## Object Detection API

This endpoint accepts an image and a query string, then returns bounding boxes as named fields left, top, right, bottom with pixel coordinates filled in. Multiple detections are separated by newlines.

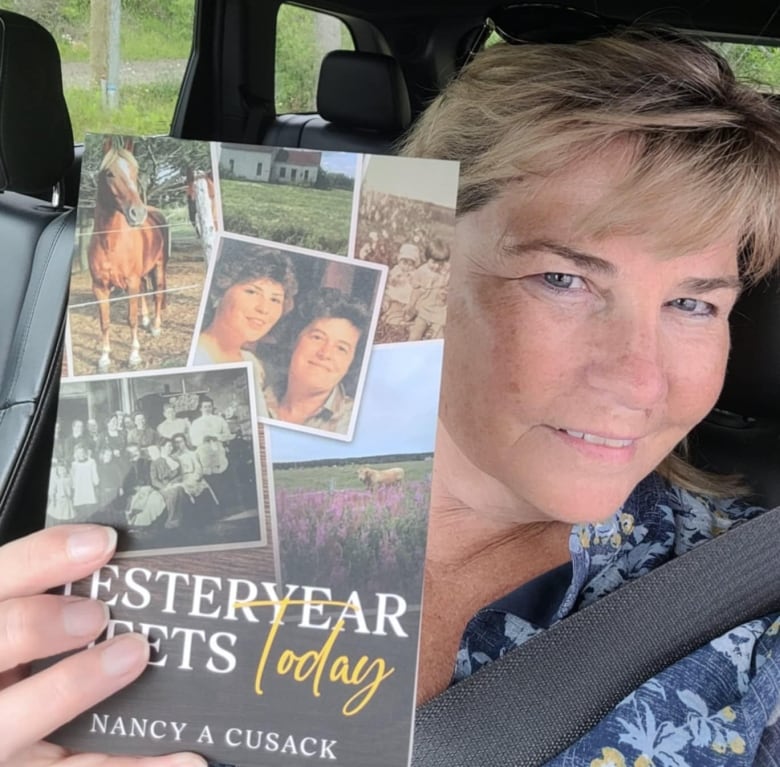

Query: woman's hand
left=0, top=524, right=205, bottom=767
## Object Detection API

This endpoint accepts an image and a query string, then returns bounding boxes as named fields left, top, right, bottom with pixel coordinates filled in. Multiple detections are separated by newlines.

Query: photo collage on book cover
left=50, top=134, right=459, bottom=581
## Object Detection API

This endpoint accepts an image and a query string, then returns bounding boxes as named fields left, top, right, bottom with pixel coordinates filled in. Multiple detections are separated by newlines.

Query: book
left=45, top=133, right=459, bottom=766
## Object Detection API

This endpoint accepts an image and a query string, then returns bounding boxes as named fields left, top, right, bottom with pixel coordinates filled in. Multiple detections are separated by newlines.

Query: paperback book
left=44, top=133, right=459, bottom=766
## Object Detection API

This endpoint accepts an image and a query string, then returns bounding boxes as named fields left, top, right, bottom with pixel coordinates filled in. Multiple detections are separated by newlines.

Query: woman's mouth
left=558, top=429, right=635, bottom=449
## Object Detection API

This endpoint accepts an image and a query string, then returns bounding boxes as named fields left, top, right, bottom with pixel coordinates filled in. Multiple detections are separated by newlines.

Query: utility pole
left=89, top=0, right=121, bottom=109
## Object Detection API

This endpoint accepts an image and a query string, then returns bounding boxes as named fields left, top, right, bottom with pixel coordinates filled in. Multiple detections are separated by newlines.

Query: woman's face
left=214, top=277, right=286, bottom=344
left=441, top=155, right=741, bottom=525
left=288, top=317, right=361, bottom=394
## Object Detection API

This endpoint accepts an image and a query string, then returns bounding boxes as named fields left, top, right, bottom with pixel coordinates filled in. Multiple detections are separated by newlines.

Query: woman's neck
left=277, top=382, right=331, bottom=424
left=417, top=421, right=572, bottom=705
left=200, top=325, right=244, bottom=361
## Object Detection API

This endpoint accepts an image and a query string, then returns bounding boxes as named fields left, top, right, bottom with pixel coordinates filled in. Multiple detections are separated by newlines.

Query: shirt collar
left=265, top=384, right=349, bottom=423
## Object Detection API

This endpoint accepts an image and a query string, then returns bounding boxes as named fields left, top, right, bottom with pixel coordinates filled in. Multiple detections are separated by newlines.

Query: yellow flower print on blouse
left=719, top=705, right=737, bottom=722
left=590, top=747, right=627, bottom=767
left=729, top=734, right=746, bottom=754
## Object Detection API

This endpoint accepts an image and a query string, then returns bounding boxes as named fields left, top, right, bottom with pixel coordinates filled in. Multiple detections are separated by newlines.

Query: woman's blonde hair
left=400, top=29, right=780, bottom=284
left=400, top=29, right=780, bottom=495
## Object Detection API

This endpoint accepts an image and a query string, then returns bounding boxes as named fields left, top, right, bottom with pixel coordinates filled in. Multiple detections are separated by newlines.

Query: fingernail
left=67, top=527, right=117, bottom=562
left=62, top=599, right=109, bottom=637
left=100, top=634, right=149, bottom=677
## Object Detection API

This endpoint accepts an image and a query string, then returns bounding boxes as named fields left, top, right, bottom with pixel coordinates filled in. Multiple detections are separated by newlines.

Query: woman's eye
left=542, top=272, right=585, bottom=290
left=669, top=297, right=716, bottom=316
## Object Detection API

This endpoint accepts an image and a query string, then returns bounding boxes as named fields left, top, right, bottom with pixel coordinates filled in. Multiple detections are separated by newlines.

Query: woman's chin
left=510, top=477, right=643, bottom=526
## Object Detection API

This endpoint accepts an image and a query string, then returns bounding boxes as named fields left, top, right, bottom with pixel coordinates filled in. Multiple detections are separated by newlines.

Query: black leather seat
left=0, top=11, right=77, bottom=543
left=688, top=275, right=780, bottom=507
left=264, top=50, right=412, bottom=154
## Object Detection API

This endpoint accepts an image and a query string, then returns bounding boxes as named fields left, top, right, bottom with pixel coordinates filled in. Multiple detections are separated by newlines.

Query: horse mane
left=99, top=145, right=139, bottom=173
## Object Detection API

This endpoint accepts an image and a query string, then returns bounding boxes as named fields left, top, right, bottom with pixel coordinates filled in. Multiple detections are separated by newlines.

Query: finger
left=0, top=595, right=109, bottom=672
left=9, top=740, right=206, bottom=767
left=0, top=634, right=150, bottom=763
left=0, top=525, right=117, bottom=601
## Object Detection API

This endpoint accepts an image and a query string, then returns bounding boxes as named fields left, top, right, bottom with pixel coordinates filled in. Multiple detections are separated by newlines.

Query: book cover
left=45, top=134, right=459, bottom=766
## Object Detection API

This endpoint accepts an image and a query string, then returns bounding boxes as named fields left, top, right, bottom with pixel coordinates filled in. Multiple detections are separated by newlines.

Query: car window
left=11, top=1, right=194, bottom=140
left=276, top=3, right=354, bottom=113
left=484, top=30, right=780, bottom=90
left=708, top=42, right=780, bottom=89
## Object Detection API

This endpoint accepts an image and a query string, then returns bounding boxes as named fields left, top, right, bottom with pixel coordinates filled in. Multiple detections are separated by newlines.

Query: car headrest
left=0, top=10, right=74, bottom=195
left=718, top=274, right=780, bottom=419
left=317, top=50, right=412, bottom=133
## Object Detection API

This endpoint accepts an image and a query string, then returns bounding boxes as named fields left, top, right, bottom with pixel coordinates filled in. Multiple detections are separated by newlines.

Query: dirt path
left=61, top=59, right=187, bottom=89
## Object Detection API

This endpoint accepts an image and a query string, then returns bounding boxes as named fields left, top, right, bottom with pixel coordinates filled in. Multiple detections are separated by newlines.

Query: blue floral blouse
left=455, top=472, right=780, bottom=766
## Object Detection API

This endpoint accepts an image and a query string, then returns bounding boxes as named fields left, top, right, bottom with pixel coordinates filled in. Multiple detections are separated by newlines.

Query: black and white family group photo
left=47, top=366, right=266, bottom=554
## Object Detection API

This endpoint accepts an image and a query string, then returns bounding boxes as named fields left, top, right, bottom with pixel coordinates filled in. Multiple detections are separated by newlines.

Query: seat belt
left=413, top=505, right=780, bottom=767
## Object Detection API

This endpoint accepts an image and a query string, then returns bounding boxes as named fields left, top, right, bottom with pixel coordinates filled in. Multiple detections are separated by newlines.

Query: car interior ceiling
left=2, top=0, right=780, bottom=548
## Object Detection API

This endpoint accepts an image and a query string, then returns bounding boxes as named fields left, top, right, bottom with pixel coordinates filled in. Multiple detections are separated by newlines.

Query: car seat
left=0, top=10, right=77, bottom=543
left=264, top=50, right=412, bottom=154
left=688, top=274, right=780, bottom=507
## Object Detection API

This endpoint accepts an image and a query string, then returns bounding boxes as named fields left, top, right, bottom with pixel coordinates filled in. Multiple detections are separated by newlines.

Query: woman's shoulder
left=193, top=333, right=234, bottom=365
left=240, top=348, right=266, bottom=378
left=572, top=474, right=769, bottom=608
left=641, top=474, right=767, bottom=553
left=547, top=610, right=780, bottom=766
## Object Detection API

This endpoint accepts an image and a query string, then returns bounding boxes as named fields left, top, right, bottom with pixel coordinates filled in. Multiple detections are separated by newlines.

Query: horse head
left=97, top=144, right=148, bottom=226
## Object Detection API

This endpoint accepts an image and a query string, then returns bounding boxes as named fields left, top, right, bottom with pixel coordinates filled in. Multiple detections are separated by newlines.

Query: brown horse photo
left=88, top=137, right=169, bottom=372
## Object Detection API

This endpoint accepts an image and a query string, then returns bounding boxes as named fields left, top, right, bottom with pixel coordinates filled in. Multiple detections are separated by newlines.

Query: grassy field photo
left=220, top=178, right=354, bottom=255
left=274, top=457, right=432, bottom=597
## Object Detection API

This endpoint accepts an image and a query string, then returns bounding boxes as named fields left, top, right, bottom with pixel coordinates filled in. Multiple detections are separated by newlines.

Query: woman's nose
left=255, top=295, right=269, bottom=314
left=586, top=318, right=667, bottom=411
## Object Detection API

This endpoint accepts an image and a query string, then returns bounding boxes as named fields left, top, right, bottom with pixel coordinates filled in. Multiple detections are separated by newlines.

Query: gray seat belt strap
left=413, top=505, right=780, bottom=767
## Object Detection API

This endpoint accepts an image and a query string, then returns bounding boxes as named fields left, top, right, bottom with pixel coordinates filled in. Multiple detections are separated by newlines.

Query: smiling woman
left=193, top=238, right=298, bottom=418
left=400, top=27, right=780, bottom=764
left=6, top=17, right=780, bottom=767
left=440, top=153, right=743, bottom=526
left=264, top=288, right=371, bottom=435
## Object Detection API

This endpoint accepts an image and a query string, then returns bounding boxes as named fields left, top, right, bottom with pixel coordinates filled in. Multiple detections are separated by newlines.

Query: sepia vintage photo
left=354, top=154, right=458, bottom=344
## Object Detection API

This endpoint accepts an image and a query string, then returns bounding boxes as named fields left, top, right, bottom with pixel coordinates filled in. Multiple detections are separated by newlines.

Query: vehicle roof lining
left=289, top=0, right=780, bottom=43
